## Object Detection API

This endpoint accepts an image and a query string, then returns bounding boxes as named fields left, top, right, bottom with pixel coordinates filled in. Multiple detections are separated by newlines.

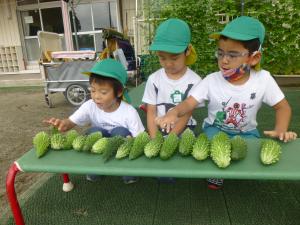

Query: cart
left=38, top=30, right=140, bottom=107
left=38, top=31, right=96, bottom=107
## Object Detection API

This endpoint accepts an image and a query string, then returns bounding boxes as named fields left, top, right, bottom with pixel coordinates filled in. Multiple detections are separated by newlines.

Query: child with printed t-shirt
left=44, top=58, right=145, bottom=184
left=142, top=18, right=203, bottom=183
left=155, top=16, right=297, bottom=189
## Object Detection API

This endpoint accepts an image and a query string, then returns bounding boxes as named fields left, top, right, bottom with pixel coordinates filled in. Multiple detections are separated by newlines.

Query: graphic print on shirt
left=213, top=97, right=253, bottom=133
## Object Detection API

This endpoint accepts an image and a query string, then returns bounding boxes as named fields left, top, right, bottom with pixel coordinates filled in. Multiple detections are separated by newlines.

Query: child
left=155, top=16, right=297, bottom=189
left=44, top=58, right=145, bottom=184
left=142, top=18, right=203, bottom=183
left=142, top=18, right=202, bottom=138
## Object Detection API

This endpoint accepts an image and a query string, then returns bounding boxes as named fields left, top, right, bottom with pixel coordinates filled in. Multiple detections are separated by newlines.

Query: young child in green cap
left=142, top=18, right=202, bottom=138
left=155, top=16, right=297, bottom=189
left=142, top=18, right=203, bottom=183
left=44, top=58, right=145, bottom=184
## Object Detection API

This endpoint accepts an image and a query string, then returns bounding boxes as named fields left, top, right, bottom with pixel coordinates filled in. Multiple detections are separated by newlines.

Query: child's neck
left=228, top=73, right=250, bottom=85
left=103, top=100, right=121, bottom=113
left=165, top=66, right=187, bottom=80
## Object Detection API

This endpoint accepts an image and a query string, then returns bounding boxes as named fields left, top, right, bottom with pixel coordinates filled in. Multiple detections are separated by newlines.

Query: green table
left=6, top=139, right=300, bottom=225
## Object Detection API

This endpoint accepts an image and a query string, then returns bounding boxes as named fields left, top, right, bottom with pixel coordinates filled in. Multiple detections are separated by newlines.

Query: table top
left=16, top=139, right=300, bottom=180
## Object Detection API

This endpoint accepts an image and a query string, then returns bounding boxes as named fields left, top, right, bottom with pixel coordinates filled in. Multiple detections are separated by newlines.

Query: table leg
left=6, top=163, right=25, bottom=225
left=62, top=173, right=74, bottom=192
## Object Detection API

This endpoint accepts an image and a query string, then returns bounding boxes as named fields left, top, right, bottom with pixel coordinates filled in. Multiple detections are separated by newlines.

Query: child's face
left=90, top=80, right=121, bottom=112
left=156, top=51, right=188, bottom=78
left=217, top=38, right=252, bottom=71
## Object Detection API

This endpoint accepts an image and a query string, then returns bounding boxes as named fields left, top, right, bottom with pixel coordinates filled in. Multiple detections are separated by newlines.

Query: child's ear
left=249, top=51, right=262, bottom=66
left=117, top=90, right=123, bottom=98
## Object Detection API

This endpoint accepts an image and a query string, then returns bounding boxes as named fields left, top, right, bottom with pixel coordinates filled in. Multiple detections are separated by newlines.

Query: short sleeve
left=262, top=74, right=285, bottom=106
left=189, top=77, right=209, bottom=104
left=142, top=76, right=157, bottom=105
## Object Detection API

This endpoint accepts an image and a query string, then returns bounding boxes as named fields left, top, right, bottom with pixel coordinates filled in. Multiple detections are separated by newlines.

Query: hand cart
left=38, top=31, right=96, bottom=107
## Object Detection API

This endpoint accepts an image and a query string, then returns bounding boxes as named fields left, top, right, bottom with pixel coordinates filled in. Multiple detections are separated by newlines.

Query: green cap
left=83, top=59, right=131, bottom=103
left=150, top=18, right=191, bottom=53
left=210, top=16, right=265, bottom=45
left=83, top=58, right=127, bottom=87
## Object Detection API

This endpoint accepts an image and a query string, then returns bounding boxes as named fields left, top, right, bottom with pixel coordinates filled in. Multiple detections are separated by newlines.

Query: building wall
left=0, top=0, right=21, bottom=46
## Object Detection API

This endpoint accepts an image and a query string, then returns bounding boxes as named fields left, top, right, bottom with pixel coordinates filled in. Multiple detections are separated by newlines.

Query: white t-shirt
left=190, top=69, right=284, bottom=133
left=142, top=68, right=203, bottom=126
left=69, top=100, right=145, bottom=137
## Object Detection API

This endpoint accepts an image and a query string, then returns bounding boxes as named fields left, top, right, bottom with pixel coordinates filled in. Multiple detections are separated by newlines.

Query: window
left=70, top=4, right=93, bottom=32
left=70, top=1, right=118, bottom=51
left=21, top=10, right=41, bottom=36
left=41, top=8, right=64, bottom=33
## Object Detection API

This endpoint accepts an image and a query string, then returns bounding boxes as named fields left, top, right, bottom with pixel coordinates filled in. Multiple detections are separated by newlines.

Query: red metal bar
left=6, top=163, right=25, bottom=225
left=62, top=173, right=69, bottom=183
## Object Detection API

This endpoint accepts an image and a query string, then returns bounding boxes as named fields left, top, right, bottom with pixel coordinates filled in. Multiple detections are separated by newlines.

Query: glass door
left=19, top=2, right=64, bottom=65
left=20, top=9, right=41, bottom=62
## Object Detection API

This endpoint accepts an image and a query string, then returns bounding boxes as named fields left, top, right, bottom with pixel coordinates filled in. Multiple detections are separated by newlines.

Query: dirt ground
left=0, top=87, right=81, bottom=217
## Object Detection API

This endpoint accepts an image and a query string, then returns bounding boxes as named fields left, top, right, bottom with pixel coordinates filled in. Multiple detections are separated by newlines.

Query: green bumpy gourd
left=210, top=131, right=231, bottom=168
left=51, top=133, right=65, bottom=150
left=49, top=126, right=59, bottom=136
left=91, top=137, right=110, bottom=154
left=72, top=135, right=86, bottom=151
left=102, top=136, right=125, bottom=162
left=33, top=131, right=50, bottom=158
left=231, top=135, right=247, bottom=160
left=144, top=131, right=164, bottom=158
left=160, top=133, right=179, bottom=160
left=82, top=132, right=102, bottom=152
left=179, top=128, right=196, bottom=156
left=63, top=130, right=79, bottom=150
left=116, top=137, right=135, bottom=159
left=129, top=131, right=150, bottom=160
left=192, top=133, right=210, bottom=160
left=260, top=139, right=282, bottom=165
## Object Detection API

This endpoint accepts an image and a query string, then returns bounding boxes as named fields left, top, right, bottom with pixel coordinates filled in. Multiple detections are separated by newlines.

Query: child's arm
left=147, top=104, right=159, bottom=138
left=43, top=118, right=76, bottom=132
left=169, top=111, right=193, bottom=135
left=155, top=96, right=199, bottom=133
left=264, top=99, right=297, bottom=142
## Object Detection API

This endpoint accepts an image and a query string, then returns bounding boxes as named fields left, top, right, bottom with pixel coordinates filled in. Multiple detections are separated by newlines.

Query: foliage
left=140, top=0, right=300, bottom=77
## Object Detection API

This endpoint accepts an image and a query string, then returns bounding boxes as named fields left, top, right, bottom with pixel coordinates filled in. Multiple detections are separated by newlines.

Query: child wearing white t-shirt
left=142, top=18, right=202, bottom=138
left=155, top=16, right=297, bottom=189
left=44, top=59, right=145, bottom=184
left=142, top=18, right=203, bottom=183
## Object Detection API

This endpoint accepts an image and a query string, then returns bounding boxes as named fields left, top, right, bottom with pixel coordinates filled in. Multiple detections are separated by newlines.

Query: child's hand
left=43, top=118, right=69, bottom=132
left=264, top=130, right=297, bottom=142
left=155, top=113, right=178, bottom=134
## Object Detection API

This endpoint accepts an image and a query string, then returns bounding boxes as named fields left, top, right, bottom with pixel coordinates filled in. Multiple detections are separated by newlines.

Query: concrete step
left=0, top=72, right=43, bottom=87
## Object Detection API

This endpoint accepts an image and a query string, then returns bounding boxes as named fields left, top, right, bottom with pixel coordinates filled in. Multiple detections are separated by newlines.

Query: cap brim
left=82, top=70, right=126, bottom=87
left=209, top=31, right=257, bottom=41
left=149, top=44, right=187, bottom=54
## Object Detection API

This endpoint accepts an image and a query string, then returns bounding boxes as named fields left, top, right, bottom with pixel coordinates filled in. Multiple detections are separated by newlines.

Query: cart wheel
left=45, top=94, right=53, bottom=108
left=64, top=84, right=89, bottom=106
